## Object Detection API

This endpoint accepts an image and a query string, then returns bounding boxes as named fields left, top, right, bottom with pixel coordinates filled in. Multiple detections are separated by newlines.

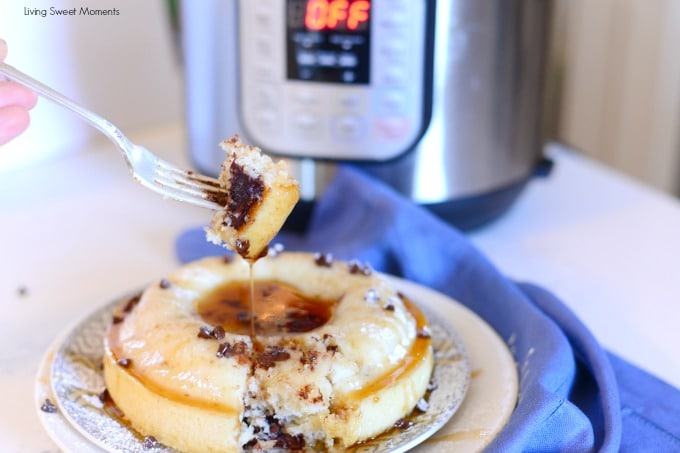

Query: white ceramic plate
left=36, top=277, right=517, bottom=452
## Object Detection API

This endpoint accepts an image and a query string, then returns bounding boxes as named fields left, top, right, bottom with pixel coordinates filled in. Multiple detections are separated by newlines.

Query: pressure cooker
left=179, top=0, right=554, bottom=229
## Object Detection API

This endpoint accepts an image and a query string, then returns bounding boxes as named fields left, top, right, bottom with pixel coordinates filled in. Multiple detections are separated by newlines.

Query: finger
left=0, top=105, right=31, bottom=146
left=0, top=81, right=38, bottom=109
left=0, top=39, right=7, bottom=62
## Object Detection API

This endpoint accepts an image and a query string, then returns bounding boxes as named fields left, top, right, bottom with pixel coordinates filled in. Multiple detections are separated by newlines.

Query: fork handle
left=0, top=62, right=134, bottom=162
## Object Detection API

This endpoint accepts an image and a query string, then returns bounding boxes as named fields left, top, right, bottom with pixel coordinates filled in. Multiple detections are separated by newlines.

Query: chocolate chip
left=216, top=341, right=248, bottom=359
left=394, top=418, right=413, bottom=430
left=416, top=397, right=430, bottom=412
left=122, top=294, right=142, bottom=313
left=198, top=326, right=213, bottom=339
left=348, top=261, right=361, bottom=274
left=226, top=161, right=264, bottom=230
left=143, top=435, right=158, bottom=449
left=212, top=325, right=226, bottom=340
left=98, top=389, right=112, bottom=404
left=198, top=325, right=227, bottom=340
left=313, top=252, right=333, bottom=267
left=40, top=398, right=57, bottom=413
left=426, top=379, right=438, bottom=392
left=255, top=346, right=291, bottom=369
left=112, top=314, right=125, bottom=324
left=275, top=432, right=305, bottom=450
left=348, top=260, right=373, bottom=276
left=117, top=358, right=132, bottom=368
left=242, top=439, right=258, bottom=450
left=159, top=278, right=171, bottom=289
left=235, top=238, right=250, bottom=257
left=383, top=301, right=395, bottom=311
left=417, top=326, right=432, bottom=339
left=268, top=346, right=291, bottom=360
left=216, top=342, right=230, bottom=358
left=282, top=309, right=326, bottom=333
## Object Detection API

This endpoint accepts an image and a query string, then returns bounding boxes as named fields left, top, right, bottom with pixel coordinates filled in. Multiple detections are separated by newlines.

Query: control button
left=255, top=108, right=279, bottom=129
left=338, top=53, right=358, bottom=68
left=379, top=90, right=408, bottom=113
left=293, top=89, right=318, bottom=106
left=254, top=83, right=279, bottom=107
left=293, top=113, right=322, bottom=136
left=374, top=117, right=412, bottom=142
left=342, top=71, right=357, bottom=83
left=380, top=67, right=408, bottom=86
left=333, top=115, right=364, bottom=142
left=253, top=61, right=278, bottom=80
left=380, top=39, right=408, bottom=59
left=317, top=51, right=337, bottom=67
left=297, top=50, right=316, bottom=66
left=254, top=6, right=272, bottom=27
left=298, top=67, right=315, bottom=80
left=379, top=10, right=408, bottom=28
left=256, top=39, right=273, bottom=57
left=337, top=92, right=364, bottom=111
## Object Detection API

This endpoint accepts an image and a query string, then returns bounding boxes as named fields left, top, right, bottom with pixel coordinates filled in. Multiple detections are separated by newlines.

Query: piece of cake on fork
left=205, top=135, right=300, bottom=260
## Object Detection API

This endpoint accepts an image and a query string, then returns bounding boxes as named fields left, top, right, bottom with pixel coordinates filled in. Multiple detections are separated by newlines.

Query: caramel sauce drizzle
left=249, top=262, right=256, bottom=339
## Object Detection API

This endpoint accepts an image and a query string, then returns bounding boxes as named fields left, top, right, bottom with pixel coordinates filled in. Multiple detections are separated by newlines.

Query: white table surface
left=2, top=122, right=679, bottom=451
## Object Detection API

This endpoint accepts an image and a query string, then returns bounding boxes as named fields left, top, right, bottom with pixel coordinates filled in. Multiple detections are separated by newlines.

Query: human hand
left=0, top=39, right=38, bottom=145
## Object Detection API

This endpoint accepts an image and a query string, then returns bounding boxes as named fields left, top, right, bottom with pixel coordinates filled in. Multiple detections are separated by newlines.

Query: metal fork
left=0, top=62, right=226, bottom=210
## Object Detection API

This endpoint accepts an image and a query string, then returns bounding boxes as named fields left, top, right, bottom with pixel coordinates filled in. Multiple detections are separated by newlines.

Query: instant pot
left=179, top=0, right=554, bottom=230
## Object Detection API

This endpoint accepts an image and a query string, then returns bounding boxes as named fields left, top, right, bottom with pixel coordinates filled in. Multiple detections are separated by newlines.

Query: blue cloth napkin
left=176, top=166, right=680, bottom=452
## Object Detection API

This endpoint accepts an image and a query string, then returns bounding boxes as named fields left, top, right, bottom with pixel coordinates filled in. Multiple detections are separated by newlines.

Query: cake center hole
left=196, top=281, right=336, bottom=336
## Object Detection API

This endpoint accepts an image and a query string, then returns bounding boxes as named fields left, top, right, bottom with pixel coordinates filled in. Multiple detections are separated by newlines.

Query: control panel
left=238, top=0, right=430, bottom=160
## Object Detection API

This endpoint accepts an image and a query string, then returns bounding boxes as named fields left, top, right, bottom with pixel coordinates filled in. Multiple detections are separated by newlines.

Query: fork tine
left=151, top=181, right=225, bottom=210
left=156, top=160, right=222, bottom=187
left=149, top=179, right=223, bottom=209
left=152, top=161, right=227, bottom=210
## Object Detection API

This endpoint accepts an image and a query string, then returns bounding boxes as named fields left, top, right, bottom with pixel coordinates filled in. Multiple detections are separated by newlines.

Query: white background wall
left=554, top=0, right=680, bottom=196
left=0, top=0, right=183, bottom=174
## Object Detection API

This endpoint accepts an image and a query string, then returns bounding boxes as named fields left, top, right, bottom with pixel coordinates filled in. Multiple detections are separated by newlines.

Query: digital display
left=303, top=0, right=370, bottom=31
left=286, top=0, right=371, bottom=84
